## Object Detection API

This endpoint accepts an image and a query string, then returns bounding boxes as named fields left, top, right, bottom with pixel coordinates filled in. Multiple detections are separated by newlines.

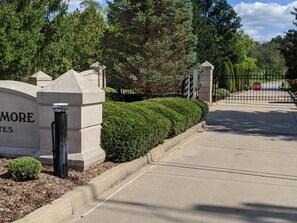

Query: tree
left=37, top=0, right=73, bottom=78
left=218, top=61, right=229, bottom=89
left=192, top=0, right=245, bottom=88
left=252, top=40, right=287, bottom=77
left=280, top=7, right=297, bottom=79
left=281, top=30, right=297, bottom=78
left=79, top=0, right=102, bottom=10
left=0, top=0, right=75, bottom=80
left=235, top=31, right=257, bottom=74
left=0, top=0, right=108, bottom=79
left=191, top=0, right=218, bottom=65
left=192, top=0, right=242, bottom=64
left=0, top=0, right=46, bottom=80
left=71, top=0, right=106, bottom=71
left=105, top=0, right=197, bottom=96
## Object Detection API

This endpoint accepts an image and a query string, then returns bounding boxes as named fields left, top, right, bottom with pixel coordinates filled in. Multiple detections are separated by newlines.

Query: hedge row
left=101, top=97, right=208, bottom=162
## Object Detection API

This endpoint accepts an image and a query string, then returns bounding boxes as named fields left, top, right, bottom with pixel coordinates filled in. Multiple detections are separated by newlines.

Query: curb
left=14, top=121, right=206, bottom=223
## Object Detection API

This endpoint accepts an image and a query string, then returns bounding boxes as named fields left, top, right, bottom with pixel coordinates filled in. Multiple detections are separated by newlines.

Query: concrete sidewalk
left=76, top=103, right=297, bottom=223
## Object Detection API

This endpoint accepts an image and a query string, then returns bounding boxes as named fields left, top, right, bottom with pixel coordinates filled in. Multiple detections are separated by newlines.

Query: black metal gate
left=213, top=73, right=295, bottom=103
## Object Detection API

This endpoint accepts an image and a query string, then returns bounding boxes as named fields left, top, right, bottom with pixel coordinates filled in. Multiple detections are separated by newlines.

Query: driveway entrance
left=77, top=103, right=297, bottom=223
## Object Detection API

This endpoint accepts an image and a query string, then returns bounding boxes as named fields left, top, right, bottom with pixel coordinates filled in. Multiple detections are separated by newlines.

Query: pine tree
left=105, top=0, right=197, bottom=96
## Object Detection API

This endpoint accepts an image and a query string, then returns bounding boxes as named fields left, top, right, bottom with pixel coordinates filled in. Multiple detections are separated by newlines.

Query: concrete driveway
left=77, top=103, right=297, bottom=223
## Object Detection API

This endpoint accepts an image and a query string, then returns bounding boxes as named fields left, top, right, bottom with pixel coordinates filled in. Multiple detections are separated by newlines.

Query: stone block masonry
left=0, top=69, right=106, bottom=170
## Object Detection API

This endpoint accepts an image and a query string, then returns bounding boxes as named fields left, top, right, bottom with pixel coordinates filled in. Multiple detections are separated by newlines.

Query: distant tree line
left=0, top=0, right=296, bottom=95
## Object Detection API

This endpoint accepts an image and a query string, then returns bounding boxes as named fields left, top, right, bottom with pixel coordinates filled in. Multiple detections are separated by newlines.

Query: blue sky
left=231, top=0, right=297, bottom=41
left=69, top=0, right=297, bottom=42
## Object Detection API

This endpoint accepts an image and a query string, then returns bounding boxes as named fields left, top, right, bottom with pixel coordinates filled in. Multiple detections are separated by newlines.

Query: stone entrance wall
left=0, top=70, right=106, bottom=170
left=0, top=81, right=39, bottom=156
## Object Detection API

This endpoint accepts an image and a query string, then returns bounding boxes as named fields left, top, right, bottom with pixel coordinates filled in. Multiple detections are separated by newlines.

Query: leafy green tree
left=71, top=0, right=106, bottom=71
left=251, top=41, right=287, bottom=77
left=192, top=0, right=242, bottom=65
left=37, top=0, right=73, bottom=78
left=0, top=0, right=46, bottom=80
left=279, top=7, right=297, bottom=79
left=105, top=0, right=197, bottom=96
left=0, top=0, right=74, bottom=79
left=192, top=0, right=246, bottom=90
left=191, top=1, right=218, bottom=65
left=235, top=32, right=257, bottom=78
left=281, top=30, right=297, bottom=78
left=0, top=0, right=108, bottom=79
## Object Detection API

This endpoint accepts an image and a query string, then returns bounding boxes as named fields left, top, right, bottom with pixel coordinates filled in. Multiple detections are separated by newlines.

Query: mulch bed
left=0, top=158, right=118, bottom=223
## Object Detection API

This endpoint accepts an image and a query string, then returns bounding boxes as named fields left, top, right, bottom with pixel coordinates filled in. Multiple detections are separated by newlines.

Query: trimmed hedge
left=101, top=102, right=171, bottom=162
left=134, top=101, right=185, bottom=137
left=147, top=97, right=202, bottom=129
left=101, top=97, right=208, bottom=162
left=191, top=99, right=209, bottom=121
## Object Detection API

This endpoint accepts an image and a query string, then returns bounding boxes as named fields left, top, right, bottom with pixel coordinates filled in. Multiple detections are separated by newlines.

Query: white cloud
left=234, top=1, right=297, bottom=41
left=244, top=28, right=285, bottom=42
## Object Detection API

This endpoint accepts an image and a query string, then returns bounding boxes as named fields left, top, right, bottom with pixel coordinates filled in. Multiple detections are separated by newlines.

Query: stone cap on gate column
left=201, top=61, right=214, bottom=70
left=79, top=70, right=99, bottom=86
left=36, top=69, right=105, bottom=105
left=28, top=71, right=52, bottom=87
left=89, top=61, right=106, bottom=70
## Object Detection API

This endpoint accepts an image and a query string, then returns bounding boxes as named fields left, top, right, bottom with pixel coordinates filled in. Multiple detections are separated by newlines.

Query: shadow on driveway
left=195, top=203, right=297, bottom=223
left=206, top=108, right=297, bottom=141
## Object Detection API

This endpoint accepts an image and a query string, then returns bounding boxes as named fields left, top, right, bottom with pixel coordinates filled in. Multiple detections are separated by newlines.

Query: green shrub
left=129, top=104, right=171, bottom=145
left=101, top=98, right=208, bottom=163
left=135, top=101, right=185, bottom=137
left=101, top=102, right=171, bottom=162
left=192, top=100, right=209, bottom=121
left=8, top=157, right=42, bottom=181
left=148, top=97, right=202, bottom=129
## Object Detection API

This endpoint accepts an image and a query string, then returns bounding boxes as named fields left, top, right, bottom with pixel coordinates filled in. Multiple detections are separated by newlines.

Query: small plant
left=8, top=157, right=42, bottom=181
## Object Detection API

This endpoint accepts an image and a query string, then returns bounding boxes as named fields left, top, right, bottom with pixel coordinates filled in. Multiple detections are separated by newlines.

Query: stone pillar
left=79, top=70, right=99, bottom=86
left=198, top=61, right=214, bottom=103
left=28, top=71, right=52, bottom=88
left=89, top=62, right=107, bottom=88
left=37, top=69, right=106, bottom=170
